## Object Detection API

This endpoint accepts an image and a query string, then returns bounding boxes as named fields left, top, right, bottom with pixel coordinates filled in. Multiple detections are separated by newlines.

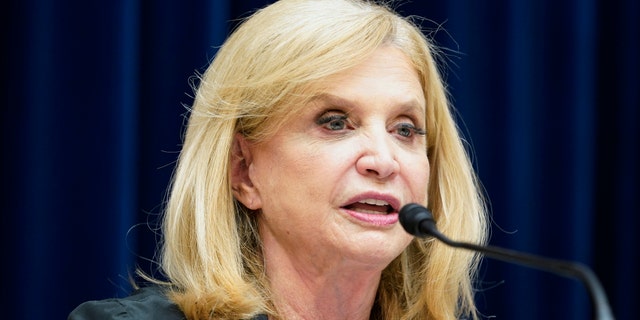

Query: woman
left=69, top=0, right=488, bottom=319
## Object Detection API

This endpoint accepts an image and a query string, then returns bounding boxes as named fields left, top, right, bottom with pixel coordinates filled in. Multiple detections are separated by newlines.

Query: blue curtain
left=4, top=0, right=637, bottom=319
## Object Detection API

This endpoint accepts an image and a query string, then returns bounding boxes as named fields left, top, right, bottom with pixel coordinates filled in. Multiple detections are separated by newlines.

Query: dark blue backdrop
left=4, top=0, right=637, bottom=319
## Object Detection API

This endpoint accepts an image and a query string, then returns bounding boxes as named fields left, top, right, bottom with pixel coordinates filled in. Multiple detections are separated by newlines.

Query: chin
left=345, top=233, right=411, bottom=266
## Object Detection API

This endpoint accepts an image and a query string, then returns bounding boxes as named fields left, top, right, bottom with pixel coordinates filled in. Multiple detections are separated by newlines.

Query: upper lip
left=342, top=192, right=401, bottom=213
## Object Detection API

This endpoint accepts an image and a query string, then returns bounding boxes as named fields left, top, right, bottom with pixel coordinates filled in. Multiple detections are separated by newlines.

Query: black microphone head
left=399, top=203, right=435, bottom=238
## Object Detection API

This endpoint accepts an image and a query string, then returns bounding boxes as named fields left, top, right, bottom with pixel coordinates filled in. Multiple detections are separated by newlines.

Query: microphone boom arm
left=399, top=203, right=614, bottom=320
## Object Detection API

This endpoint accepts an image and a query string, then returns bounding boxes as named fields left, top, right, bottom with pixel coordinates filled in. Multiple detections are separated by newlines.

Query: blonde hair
left=153, top=0, right=488, bottom=319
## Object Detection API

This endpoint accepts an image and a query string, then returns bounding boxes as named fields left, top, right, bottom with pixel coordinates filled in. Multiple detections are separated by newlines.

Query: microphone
left=399, top=203, right=614, bottom=320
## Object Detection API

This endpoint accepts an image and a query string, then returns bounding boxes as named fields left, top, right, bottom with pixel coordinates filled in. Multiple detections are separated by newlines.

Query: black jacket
left=68, top=286, right=268, bottom=320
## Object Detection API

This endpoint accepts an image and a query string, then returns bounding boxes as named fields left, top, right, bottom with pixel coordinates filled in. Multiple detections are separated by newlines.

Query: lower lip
left=343, top=209, right=399, bottom=226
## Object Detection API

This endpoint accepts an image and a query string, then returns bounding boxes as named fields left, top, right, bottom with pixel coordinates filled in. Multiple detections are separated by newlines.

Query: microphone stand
left=400, top=203, right=614, bottom=320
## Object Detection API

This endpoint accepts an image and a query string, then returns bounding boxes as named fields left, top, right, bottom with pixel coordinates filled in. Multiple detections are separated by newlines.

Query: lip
left=340, top=192, right=401, bottom=227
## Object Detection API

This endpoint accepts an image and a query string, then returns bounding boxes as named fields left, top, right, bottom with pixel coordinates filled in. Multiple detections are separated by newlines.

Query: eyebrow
left=310, top=93, right=357, bottom=110
left=311, top=93, right=425, bottom=115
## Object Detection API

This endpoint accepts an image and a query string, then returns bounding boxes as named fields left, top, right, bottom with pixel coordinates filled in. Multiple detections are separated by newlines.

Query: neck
left=263, top=243, right=382, bottom=320
left=267, top=259, right=381, bottom=320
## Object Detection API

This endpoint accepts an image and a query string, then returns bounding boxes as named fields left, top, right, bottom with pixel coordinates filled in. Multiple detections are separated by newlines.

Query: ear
left=230, top=133, right=262, bottom=210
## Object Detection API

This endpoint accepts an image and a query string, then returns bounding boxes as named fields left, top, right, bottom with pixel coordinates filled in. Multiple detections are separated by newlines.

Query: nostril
left=357, top=154, right=399, bottom=180
left=355, top=138, right=400, bottom=179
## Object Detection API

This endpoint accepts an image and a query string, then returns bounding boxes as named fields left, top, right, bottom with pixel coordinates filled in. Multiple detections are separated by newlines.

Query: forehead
left=314, top=47, right=425, bottom=106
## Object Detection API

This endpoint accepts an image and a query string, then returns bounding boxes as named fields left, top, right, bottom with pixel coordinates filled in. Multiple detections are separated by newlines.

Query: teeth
left=358, top=199, right=390, bottom=206
left=357, top=209, right=386, bottom=215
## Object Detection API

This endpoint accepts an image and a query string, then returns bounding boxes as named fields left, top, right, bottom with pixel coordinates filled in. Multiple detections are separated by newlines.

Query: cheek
left=404, top=154, right=430, bottom=199
left=249, top=142, right=333, bottom=206
left=285, top=146, right=348, bottom=198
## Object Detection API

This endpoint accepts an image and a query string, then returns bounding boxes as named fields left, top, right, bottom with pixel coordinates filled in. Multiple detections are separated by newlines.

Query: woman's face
left=233, top=46, right=429, bottom=271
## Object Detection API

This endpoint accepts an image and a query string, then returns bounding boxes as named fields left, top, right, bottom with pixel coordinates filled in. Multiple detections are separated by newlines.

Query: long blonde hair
left=154, top=0, right=488, bottom=319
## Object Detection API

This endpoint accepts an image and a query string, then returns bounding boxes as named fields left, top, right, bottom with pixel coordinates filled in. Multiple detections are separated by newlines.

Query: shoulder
left=68, top=286, right=185, bottom=320
left=68, top=286, right=269, bottom=320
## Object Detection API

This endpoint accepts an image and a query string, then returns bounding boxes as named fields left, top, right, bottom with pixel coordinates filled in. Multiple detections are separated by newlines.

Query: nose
left=355, top=131, right=400, bottom=180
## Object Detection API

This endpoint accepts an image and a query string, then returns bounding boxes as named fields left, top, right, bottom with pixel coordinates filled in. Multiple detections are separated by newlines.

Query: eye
left=316, top=112, right=351, bottom=131
left=393, top=123, right=426, bottom=139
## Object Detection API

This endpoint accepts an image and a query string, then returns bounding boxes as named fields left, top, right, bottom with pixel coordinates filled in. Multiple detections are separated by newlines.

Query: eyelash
left=316, top=114, right=351, bottom=130
left=315, top=112, right=426, bottom=139
left=395, top=123, right=427, bottom=138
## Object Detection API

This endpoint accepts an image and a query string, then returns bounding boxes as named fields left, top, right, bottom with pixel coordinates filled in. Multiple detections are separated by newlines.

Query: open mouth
left=343, top=199, right=395, bottom=215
